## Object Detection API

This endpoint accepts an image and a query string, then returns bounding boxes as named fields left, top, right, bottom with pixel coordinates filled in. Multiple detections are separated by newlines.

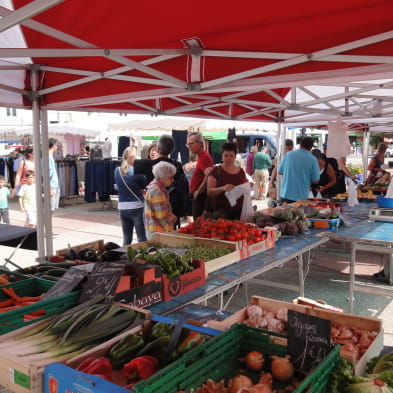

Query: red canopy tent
left=2, top=0, right=393, bottom=257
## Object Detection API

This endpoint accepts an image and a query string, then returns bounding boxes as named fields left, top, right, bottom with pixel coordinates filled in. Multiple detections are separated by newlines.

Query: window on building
left=6, top=108, right=16, bottom=116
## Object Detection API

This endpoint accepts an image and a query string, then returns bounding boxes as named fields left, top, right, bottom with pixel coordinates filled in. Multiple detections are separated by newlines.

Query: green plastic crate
left=0, top=277, right=80, bottom=334
left=134, top=324, right=340, bottom=393
left=0, top=268, right=30, bottom=285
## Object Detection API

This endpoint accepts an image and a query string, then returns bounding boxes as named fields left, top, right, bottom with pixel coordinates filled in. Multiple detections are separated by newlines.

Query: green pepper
left=134, top=335, right=170, bottom=358
left=108, top=334, right=145, bottom=369
left=167, top=269, right=181, bottom=279
left=151, top=322, right=174, bottom=340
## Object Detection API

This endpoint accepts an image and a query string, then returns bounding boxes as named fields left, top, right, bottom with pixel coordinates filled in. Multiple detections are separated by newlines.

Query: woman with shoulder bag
left=114, top=145, right=147, bottom=245
left=206, top=142, right=249, bottom=220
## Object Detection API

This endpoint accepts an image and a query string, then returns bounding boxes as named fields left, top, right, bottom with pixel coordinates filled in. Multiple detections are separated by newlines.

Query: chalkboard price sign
left=79, top=262, right=125, bottom=303
left=287, top=310, right=332, bottom=374
left=41, top=265, right=89, bottom=301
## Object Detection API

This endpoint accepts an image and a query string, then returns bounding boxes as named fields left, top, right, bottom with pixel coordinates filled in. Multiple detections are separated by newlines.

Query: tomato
left=227, top=235, right=236, bottom=241
left=254, top=236, right=262, bottom=242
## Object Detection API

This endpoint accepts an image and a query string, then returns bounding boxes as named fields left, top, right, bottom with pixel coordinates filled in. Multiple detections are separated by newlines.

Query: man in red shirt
left=187, top=132, right=213, bottom=219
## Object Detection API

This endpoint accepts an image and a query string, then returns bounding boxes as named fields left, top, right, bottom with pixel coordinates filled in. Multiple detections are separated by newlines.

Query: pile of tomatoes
left=178, top=218, right=266, bottom=245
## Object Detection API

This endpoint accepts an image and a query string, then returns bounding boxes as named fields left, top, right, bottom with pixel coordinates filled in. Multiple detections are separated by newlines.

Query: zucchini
left=46, top=268, right=68, bottom=277
left=41, top=261, right=76, bottom=269
left=40, top=274, right=60, bottom=282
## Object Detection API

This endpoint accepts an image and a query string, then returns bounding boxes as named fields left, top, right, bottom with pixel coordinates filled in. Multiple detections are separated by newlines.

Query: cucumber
left=39, top=274, right=60, bottom=282
left=46, top=268, right=68, bottom=277
left=41, top=261, right=76, bottom=269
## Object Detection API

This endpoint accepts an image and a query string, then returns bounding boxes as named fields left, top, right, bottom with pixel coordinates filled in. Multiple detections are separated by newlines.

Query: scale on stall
left=369, top=207, right=393, bottom=222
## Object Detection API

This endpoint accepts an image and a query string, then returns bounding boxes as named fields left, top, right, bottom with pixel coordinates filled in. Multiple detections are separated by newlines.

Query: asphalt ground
left=0, top=192, right=392, bottom=347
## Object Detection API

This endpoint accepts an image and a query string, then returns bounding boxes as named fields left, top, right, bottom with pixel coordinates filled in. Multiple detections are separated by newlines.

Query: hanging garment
left=64, top=134, right=83, bottom=155
left=326, top=118, right=351, bottom=158
left=170, top=130, right=189, bottom=165
left=118, top=136, right=130, bottom=158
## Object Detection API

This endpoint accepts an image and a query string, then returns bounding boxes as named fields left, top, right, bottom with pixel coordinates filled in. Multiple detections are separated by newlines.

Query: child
left=17, top=170, right=37, bottom=228
left=0, top=175, right=11, bottom=224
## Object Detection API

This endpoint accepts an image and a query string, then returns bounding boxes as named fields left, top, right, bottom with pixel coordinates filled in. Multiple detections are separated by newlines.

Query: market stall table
left=149, top=229, right=328, bottom=316
left=0, top=224, right=37, bottom=270
left=331, top=219, right=393, bottom=313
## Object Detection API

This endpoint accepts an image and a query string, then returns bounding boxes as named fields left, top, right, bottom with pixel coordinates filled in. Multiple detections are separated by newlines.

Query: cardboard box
left=161, top=259, right=206, bottom=301
left=238, top=227, right=276, bottom=259
left=206, top=295, right=311, bottom=333
left=45, top=363, right=129, bottom=393
left=114, top=263, right=162, bottom=308
left=0, top=306, right=150, bottom=393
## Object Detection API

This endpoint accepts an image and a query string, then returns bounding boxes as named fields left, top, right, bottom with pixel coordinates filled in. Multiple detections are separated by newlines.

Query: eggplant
left=104, top=241, right=121, bottom=251
left=64, top=243, right=78, bottom=261
left=78, top=248, right=91, bottom=260
left=101, top=250, right=122, bottom=262
left=84, top=249, right=98, bottom=262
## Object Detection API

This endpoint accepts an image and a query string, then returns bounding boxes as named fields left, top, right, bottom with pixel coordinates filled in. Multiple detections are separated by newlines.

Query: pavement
left=1, top=195, right=392, bottom=347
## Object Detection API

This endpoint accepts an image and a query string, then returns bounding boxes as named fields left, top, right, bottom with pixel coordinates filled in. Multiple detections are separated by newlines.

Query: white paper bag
left=346, top=178, right=359, bottom=207
left=386, top=178, right=393, bottom=198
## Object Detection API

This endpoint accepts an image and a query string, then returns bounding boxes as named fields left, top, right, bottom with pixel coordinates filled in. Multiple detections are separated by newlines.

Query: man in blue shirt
left=278, top=137, right=320, bottom=203
left=48, top=138, right=60, bottom=212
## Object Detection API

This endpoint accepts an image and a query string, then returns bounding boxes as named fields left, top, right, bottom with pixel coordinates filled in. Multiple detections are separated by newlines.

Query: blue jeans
left=119, top=207, right=146, bottom=245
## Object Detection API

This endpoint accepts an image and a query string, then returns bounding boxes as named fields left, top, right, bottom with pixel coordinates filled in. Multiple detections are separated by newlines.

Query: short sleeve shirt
left=189, top=150, right=213, bottom=192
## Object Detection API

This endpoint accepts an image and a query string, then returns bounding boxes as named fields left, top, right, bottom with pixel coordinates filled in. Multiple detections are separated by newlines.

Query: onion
left=227, top=375, right=253, bottom=393
left=245, top=350, right=265, bottom=371
left=270, top=355, right=294, bottom=382
left=250, top=384, right=272, bottom=393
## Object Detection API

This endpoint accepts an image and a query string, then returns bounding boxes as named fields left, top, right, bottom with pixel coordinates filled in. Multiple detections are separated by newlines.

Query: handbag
left=119, top=170, right=142, bottom=202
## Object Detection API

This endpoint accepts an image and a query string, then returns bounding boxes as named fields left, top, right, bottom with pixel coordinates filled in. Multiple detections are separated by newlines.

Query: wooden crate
left=207, top=295, right=382, bottom=375
left=0, top=304, right=150, bottom=393
left=309, top=307, right=383, bottom=376
left=56, top=239, right=105, bottom=257
left=207, top=295, right=311, bottom=332
left=150, top=232, right=240, bottom=274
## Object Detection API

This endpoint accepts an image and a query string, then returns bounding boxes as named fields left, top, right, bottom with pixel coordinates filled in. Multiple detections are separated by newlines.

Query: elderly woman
left=144, top=161, right=177, bottom=240
left=114, top=145, right=147, bottom=245
left=367, top=142, right=388, bottom=184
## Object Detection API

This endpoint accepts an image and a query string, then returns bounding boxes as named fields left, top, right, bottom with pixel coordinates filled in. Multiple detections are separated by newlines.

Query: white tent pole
left=41, top=110, right=53, bottom=256
left=30, top=66, right=45, bottom=261
left=275, top=118, right=284, bottom=200
left=363, top=130, right=370, bottom=181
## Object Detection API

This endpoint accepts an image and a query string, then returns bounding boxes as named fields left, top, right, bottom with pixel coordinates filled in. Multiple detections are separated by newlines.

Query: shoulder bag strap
left=119, top=169, right=142, bottom=202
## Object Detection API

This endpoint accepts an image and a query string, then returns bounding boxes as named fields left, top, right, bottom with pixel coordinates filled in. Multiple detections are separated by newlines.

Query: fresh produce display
left=177, top=351, right=299, bottom=393
left=178, top=217, right=268, bottom=244
left=0, top=286, right=43, bottom=314
left=242, top=304, right=288, bottom=334
left=0, top=296, right=144, bottom=363
left=59, top=241, right=122, bottom=262
left=76, top=357, right=113, bottom=381
left=329, top=355, right=393, bottom=393
left=249, top=207, right=311, bottom=236
left=331, top=321, right=378, bottom=360
left=127, top=242, right=231, bottom=278
left=74, top=320, right=210, bottom=390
